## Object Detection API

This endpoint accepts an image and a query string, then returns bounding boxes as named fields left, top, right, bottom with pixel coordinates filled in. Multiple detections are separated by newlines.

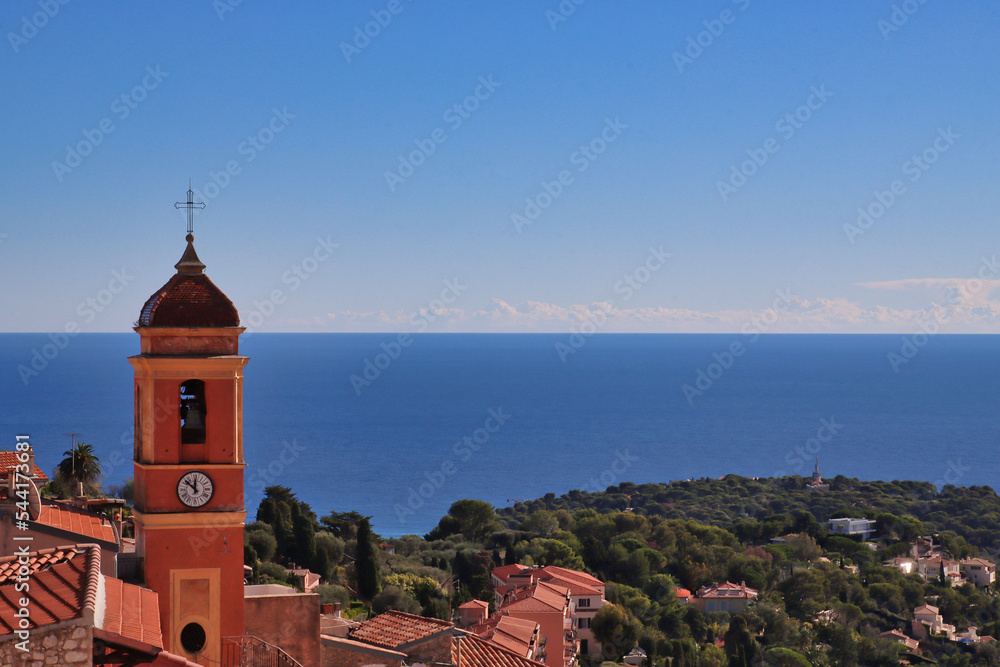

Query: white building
left=827, top=517, right=877, bottom=540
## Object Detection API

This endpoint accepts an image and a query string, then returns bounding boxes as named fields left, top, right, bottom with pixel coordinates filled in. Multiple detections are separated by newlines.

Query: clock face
left=177, top=471, right=214, bottom=508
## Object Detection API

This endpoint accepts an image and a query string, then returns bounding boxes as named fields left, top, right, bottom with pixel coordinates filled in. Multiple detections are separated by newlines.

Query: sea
left=1, top=333, right=998, bottom=538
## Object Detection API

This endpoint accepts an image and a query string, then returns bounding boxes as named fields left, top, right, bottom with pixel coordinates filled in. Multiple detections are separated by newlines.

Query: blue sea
left=1, top=333, right=998, bottom=537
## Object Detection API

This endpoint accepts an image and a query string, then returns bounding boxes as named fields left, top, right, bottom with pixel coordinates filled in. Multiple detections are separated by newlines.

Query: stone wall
left=0, top=622, right=92, bottom=667
left=406, top=633, right=454, bottom=663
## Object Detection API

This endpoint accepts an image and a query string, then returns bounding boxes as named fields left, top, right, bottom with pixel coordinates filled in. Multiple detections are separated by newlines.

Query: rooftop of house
left=452, top=634, right=547, bottom=667
left=501, top=580, right=571, bottom=613
left=472, top=614, right=539, bottom=657
left=0, top=544, right=170, bottom=657
left=349, top=609, right=455, bottom=649
left=0, top=451, right=48, bottom=480
left=460, top=599, right=491, bottom=610
left=493, top=563, right=605, bottom=597
left=31, top=498, right=118, bottom=544
left=915, top=604, right=940, bottom=615
left=961, top=557, right=996, bottom=568
left=696, top=581, right=759, bottom=600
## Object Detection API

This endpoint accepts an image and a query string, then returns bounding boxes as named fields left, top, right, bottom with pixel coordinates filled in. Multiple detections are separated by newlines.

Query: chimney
left=113, top=511, right=124, bottom=544
left=321, top=604, right=334, bottom=615
left=334, top=602, right=342, bottom=618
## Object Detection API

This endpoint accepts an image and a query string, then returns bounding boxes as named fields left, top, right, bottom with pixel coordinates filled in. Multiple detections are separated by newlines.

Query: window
left=577, top=598, right=591, bottom=608
left=580, top=640, right=589, bottom=655
left=180, top=622, right=206, bottom=654
left=578, top=617, right=590, bottom=629
left=180, top=380, right=206, bottom=444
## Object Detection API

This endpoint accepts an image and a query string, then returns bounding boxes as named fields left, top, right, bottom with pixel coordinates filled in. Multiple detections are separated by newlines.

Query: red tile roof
left=493, top=563, right=605, bottom=596
left=493, top=564, right=530, bottom=584
left=34, top=500, right=118, bottom=543
left=485, top=616, right=539, bottom=657
left=453, top=634, right=546, bottom=667
left=138, top=245, right=239, bottom=328
left=501, top=580, right=570, bottom=613
left=102, top=575, right=163, bottom=647
left=0, top=544, right=96, bottom=634
left=0, top=544, right=164, bottom=652
left=0, top=451, right=47, bottom=480
left=696, top=581, right=758, bottom=600
left=460, top=599, right=490, bottom=610
left=350, top=610, right=455, bottom=649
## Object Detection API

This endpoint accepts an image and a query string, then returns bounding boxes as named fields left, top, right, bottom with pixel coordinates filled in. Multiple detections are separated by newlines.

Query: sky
left=2, top=1, right=1000, bottom=334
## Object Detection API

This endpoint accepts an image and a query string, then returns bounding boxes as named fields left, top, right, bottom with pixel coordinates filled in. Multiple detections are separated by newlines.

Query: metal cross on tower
left=174, top=181, right=206, bottom=234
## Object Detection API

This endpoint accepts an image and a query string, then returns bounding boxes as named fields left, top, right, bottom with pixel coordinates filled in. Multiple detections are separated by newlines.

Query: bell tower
left=130, top=197, right=247, bottom=666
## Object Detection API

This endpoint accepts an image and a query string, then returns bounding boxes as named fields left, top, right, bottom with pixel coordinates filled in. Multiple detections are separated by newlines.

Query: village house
left=321, top=609, right=547, bottom=667
left=879, top=629, right=920, bottom=653
left=692, top=581, right=759, bottom=614
left=492, top=563, right=605, bottom=662
left=827, top=517, right=877, bottom=540
left=960, top=557, right=997, bottom=587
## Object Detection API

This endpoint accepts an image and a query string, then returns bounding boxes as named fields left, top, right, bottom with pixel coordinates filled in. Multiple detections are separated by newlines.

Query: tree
left=372, top=586, right=420, bottom=615
left=356, top=518, right=382, bottom=599
left=591, top=603, right=641, bottom=661
left=723, top=616, right=761, bottom=667
left=58, top=443, right=102, bottom=489
left=427, top=499, right=499, bottom=542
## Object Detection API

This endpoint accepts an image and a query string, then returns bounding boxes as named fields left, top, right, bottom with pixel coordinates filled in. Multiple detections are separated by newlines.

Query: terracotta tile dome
left=137, top=234, right=240, bottom=328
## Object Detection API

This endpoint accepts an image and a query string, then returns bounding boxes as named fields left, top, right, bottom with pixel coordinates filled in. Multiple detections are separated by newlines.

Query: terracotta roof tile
left=138, top=272, right=239, bottom=328
left=0, top=544, right=94, bottom=633
left=34, top=500, right=118, bottom=543
left=696, top=581, right=758, bottom=600
left=501, top=580, right=569, bottom=613
left=0, top=544, right=163, bottom=651
left=102, top=576, right=163, bottom=647
left=0, top=451, right=47, bottom=480
left=350, top=610, right=454, bottom=649
left=453, top=634, right=546, bottom=667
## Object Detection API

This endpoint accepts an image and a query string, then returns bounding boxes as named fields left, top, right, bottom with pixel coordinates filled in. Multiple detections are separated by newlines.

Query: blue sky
left=3, top=1, right=1000, bottom=333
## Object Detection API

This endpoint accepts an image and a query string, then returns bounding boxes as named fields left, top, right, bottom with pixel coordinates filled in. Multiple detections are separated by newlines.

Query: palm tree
left=58, top=443, right=102, bottom=489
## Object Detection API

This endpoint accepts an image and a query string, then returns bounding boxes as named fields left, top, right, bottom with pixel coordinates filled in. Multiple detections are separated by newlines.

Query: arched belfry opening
left=180, top=379, right=207, bottom=444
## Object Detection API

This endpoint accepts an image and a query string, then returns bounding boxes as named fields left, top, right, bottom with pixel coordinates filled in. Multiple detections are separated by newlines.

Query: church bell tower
left=130, top=189, right=247, bottom=665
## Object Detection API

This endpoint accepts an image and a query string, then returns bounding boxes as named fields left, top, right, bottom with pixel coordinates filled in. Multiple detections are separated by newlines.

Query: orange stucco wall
left=245, top=592, right=321, bottom=667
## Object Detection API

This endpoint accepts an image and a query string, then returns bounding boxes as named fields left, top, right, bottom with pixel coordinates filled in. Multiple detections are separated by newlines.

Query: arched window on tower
left=180, top=380, right=207, bottom=444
